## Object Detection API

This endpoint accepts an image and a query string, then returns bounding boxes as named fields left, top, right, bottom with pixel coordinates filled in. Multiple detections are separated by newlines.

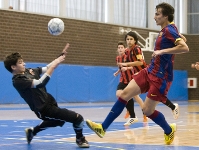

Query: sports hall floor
left=0, top=101, right=199, bottom=150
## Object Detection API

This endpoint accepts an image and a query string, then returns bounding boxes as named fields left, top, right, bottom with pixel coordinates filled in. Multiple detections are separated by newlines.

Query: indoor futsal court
left=0, top=101, right=199, bottom=150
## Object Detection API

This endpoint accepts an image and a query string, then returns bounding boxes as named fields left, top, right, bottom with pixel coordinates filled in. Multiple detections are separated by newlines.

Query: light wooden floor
left=0, top=101, right=199, bottom=150
left=65, top=101, right=199, bottom=148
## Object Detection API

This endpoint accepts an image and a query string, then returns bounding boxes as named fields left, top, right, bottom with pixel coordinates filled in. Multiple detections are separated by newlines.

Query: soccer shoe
left=172, top=103, right=179, bottom=119
left=143, top=115, right=148, bottom=122
left=124, top=117, right=138, bottom=126
left=86, top=119, right=105, bottom=138
left=164, top=123, right=177, bottom=145
left=76, top=136, right=90, bottom=148
left=124, top=111, right=130, bottom=119
left=25, top=128, right=34, bottom=144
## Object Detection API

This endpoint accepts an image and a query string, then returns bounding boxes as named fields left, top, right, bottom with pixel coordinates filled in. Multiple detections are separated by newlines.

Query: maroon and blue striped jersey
left=147, top=22, right=181, bottom=81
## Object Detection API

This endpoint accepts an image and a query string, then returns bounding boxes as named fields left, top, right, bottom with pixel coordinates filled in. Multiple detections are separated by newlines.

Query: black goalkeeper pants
left=33, top=95, right=83, bottom=135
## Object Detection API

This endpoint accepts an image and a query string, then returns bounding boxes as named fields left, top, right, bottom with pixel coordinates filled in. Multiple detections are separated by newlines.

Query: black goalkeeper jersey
left=12, top=67, right=53, bottom=112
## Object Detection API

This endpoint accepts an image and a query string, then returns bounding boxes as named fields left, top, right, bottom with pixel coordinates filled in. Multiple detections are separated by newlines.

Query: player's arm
left=179, top=33, right=187, bottom=42
left=152, top=29, right=189, bottom=57
left=31, top=55, right=65, bottom=88
left=118, top=52, right=144, bottom=67
left=191, top=62, right=199, bottom=70
left=41, top=43, right=69, bottom=73
left=195, top=63, right=199, bottom=70
left=118, top=59, right=143, bottom=67
left=120, top=66, right=133, bottom=72
left=113, top=69, right=121, bottom=76
left=31, top=43, right=69, bottom=88
left=152, top=39, right=189, bottom=57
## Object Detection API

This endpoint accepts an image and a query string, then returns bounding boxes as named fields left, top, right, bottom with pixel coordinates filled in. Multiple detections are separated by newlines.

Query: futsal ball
left=48, top=18, right=64, bottom=36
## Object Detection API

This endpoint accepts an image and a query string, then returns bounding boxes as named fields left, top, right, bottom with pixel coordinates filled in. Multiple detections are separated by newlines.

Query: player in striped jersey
left=86, top=2, right=189, bottom=145
left=122, top=32, right=148, bottom=125
left=114, top=41, right=147, bottom=126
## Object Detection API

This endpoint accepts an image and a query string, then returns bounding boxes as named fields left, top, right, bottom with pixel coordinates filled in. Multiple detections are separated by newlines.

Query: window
left=188, top=0, right=199, bottom=34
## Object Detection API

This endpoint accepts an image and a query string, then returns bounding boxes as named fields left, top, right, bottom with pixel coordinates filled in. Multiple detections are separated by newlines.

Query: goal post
left=119, top=27, right=158, bottom=52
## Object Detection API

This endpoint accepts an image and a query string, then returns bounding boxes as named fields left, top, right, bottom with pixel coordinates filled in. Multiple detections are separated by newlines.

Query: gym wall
left=0, top=62, right=187, bottom=103
left=0, top=9, right=198, bottom=102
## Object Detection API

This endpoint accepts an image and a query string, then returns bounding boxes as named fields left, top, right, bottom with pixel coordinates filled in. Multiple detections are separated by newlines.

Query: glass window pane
left=114, top=0, right=147, bottom=28
left=188, top=14, right=199, bottom=34
left=188, top=0, right=199, bottom=34
left=65, top=0, right=105, bottom=22
left=26, top=0, right=59, bottom=16
left=188, top=0, right=199, bottom=13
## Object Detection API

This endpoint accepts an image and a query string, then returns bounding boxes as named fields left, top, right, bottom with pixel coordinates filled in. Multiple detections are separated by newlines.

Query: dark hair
left=156, top=2, right=174, bottom=22
left=117, top=41, right=126, bottom=48
left=124, top=31, right=138, bottom=45
left=4, top=52, right=22, bottom=73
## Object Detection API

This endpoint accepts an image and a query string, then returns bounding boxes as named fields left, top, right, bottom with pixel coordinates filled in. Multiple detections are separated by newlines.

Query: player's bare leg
left=133, top=95, right=148, bottom=122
